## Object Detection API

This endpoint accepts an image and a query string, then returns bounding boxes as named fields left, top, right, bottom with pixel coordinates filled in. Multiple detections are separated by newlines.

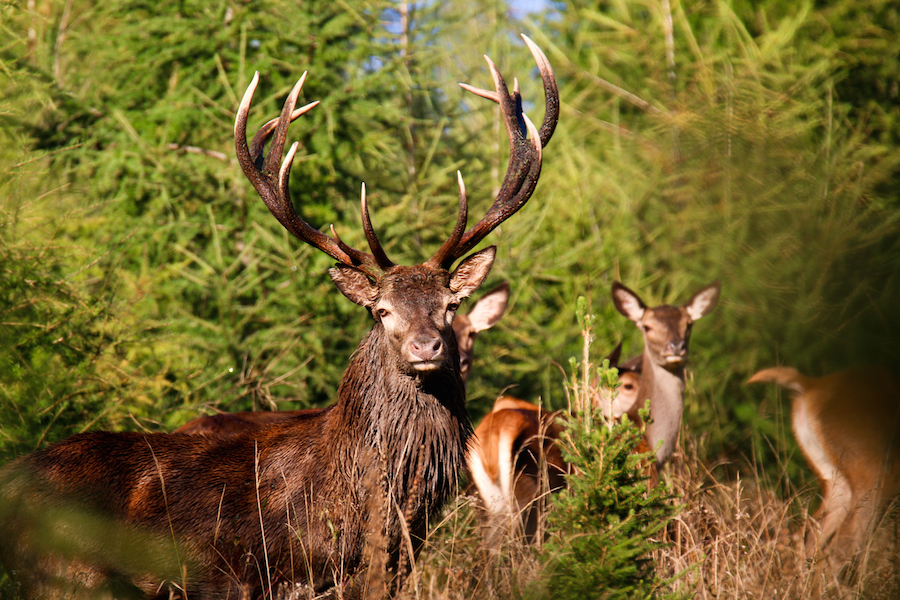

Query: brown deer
left=174, top=282, right=510, bottom=436
left=748, top=365, right=900, bottom=562
left=0, top=35, right=558, bottom=600
left=466, top=346, right=642, bottom=542
left=611, top=280, right=720, bottom=472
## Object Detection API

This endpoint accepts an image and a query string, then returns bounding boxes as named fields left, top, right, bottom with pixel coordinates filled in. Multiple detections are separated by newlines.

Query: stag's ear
left=611, top=281, right=646, bottom=323
left=450, top=246, right=496, bottom=300
left=330, top=266, right=378, bottom=307
left=685, top=280, right=721, bottom=322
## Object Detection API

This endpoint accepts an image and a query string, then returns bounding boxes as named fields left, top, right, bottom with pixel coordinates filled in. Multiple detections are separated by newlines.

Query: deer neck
left=336, top=326, right=472, bottom=513
left=641, top=351, right=686, bottom=469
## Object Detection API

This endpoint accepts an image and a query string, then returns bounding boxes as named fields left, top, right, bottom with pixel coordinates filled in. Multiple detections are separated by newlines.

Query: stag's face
left=330, top=247, right=496, bottom=375
left=374, top=267, right=457, bottom=372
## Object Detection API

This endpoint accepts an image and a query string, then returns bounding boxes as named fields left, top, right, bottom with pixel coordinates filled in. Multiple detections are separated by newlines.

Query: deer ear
left=450, top=246, right=496, bottom=300
left=330, top=266, right=378, bottom=307
left=611, top=282, right=646, bottom=323
left=465, top=281, right=509, bottom=332
left=685, top=280, right=721, bottom=322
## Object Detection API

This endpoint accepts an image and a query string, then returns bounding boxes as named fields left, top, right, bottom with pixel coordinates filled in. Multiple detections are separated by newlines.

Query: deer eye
left=375, top=308, right=390, bottom=319
left=448, top=302, right=460, bottom=313
left=642, top=324, right=651, bottom=332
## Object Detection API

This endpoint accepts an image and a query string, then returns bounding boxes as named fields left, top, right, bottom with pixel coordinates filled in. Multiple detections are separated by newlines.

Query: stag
left=0, top=35, right=557, bottom=600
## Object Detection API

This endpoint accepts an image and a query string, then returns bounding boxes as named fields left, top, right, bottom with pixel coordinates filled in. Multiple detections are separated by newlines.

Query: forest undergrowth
left=406, top=429, right=900, bottom=600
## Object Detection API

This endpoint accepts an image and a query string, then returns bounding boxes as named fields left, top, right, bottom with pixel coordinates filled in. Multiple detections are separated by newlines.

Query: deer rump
left=1, top=327, right=468, bottom=598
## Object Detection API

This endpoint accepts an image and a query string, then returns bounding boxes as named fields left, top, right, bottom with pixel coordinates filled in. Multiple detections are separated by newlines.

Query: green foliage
left=532, top=302, right=682, bottom=599
left=537, top=416, right=679, bottom=599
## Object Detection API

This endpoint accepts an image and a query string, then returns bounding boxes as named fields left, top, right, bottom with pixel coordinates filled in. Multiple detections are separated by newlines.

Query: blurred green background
left=2, top=0, right=898, bottom=490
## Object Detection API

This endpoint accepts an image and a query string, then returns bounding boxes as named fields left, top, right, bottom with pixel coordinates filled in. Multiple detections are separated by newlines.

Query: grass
left=401, top=425, right=900, bottom=600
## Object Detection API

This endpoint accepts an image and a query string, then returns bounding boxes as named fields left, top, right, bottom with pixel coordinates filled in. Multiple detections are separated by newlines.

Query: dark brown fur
left=0, top=265, right=483, bottom=600
left=174, top=282, right=509, bottom=436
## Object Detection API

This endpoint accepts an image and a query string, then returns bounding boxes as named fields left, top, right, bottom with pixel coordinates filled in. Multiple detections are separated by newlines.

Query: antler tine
left=426, top=171, right=469, bottom=269
left=235, top=73, right=385, bottom=277
left=360, top=183, right=394, bottom=270
left=444, top=35, right=557, bottom=266
left=521, top=34, right=559, bottom=147
left=250, top=101, right=320, bottom=164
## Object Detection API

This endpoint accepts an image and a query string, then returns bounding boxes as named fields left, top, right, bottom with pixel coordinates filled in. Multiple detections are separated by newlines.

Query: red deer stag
left=466, top=346, right=641, bottom=542
left=611, top=280, right=720, bottom=472
left=748, top=365, right=900, bottom=562
left=174, top=282, right=510, bottom=436
left=0, top=36, right=557, bottom=600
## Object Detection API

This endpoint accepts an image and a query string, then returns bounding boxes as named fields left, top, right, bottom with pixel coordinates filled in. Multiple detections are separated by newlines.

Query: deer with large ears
left=611, top=280, right=721, bottom=472
left=174, top=282, right=510, bottom=436
left=0, top=36, right=557, bottom=600
left=748, top=365, right=900, bottom=562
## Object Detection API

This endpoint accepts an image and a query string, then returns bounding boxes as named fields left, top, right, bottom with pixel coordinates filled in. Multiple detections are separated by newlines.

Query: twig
left=166, top=143, right=231, bottom=162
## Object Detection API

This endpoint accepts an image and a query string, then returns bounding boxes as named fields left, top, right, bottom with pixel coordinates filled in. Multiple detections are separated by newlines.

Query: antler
left=235, top=72, right=393, bottom=279
left=426, top=34, right=559, bottom=270
left=236, top=34, right=557, bottom=277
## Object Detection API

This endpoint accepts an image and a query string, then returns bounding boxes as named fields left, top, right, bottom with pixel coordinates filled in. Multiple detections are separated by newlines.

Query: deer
left=611, top=280, right=720, bottom=473
left=747, top=365, right=900, bottom=562
left=0, top=35, right=558, bottom=600
left=466, top=345, right=642, bottom=542
left=174, top=282, right=510, bottom=436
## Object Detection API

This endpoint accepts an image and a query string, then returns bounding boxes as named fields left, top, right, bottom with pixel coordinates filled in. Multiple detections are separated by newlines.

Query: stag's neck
left=642, top=354, right=686, bottom=470
left=334, top=326, right=471, bottom=507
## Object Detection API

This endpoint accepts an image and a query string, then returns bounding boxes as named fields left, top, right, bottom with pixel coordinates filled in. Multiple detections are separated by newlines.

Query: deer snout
left=459, top=351, right=472, bottom=379
left=663, top=340, right=688, bottom=364
left=407, top=335, right=445, bottom=370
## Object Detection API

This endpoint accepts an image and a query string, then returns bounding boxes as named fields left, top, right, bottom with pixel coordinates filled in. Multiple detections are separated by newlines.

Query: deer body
left=2, top=265, right=481, bottom=599
left=467, top=399, right=567, bottom=542
left=0, top=36, right=558, bottom=599
left=612, top=281, right=720, bottom=471
left=748, top=365, right=900, bottom=560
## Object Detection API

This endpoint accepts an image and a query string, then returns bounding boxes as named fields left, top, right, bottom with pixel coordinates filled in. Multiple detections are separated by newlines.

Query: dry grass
left=401, top=430, right=900, bottom=600
left=656, top=436, right=900, bottom=600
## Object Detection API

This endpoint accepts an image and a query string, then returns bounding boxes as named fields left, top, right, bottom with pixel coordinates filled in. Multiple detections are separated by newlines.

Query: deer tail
left=747, top=366, right=809, bottom=394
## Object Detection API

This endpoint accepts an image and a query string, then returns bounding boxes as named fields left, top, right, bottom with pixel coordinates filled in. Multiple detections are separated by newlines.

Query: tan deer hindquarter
left=612, top=280, right=721, bottom=471
left=174, top=282, right=510, bottom=436
left=467, top=352, right=643, bottom=542
left=468, top=400, right=566, bottom=542
left=0, top=36, right=558, bottom=600
left=748, top=365, right=900, bottom=560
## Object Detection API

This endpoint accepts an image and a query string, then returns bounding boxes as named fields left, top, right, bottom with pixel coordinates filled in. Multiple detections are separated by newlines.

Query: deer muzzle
left=406, top=335, right=445, bottom=370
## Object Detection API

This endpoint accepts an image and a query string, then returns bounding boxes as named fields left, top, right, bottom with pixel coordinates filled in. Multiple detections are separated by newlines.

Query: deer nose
left=409, top=336, right=443, bottom=362
left=666, top=340, right=686, bottom=356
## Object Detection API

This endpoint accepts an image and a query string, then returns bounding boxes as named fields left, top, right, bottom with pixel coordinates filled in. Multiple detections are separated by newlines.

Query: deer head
left=452, top=282, right=510, bottom=382
left=612, top=281, right=721, bottom=371
left=234, top=35, right=557, bottom=380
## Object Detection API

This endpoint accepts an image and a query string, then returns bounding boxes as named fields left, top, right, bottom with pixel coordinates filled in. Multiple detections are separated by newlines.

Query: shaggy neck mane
left=335, top=324, right=472, bottom=517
